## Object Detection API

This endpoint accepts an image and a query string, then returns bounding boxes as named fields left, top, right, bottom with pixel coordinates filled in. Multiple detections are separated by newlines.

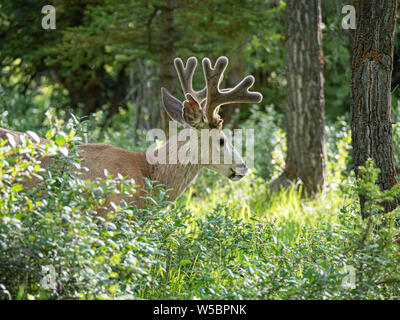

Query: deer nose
left=230, top=165, right=248, bottom=180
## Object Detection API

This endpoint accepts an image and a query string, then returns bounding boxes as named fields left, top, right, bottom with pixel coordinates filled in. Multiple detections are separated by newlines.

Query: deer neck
left=146, top=137, right=201, bottom=201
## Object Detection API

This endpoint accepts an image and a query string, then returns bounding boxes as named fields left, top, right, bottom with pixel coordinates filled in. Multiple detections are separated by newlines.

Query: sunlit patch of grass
left=2, top=112, right=399, bottom=300
left=182, top=127, right=353, bottom=245
left=182, top=168, right=351, bottom=244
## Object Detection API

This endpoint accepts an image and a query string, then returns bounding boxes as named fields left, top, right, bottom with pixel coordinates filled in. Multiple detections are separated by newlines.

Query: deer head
left=161, top=56, right=263, bottom=180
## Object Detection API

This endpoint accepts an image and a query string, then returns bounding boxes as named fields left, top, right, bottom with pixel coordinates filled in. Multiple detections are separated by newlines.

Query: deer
left=0, top=56, right=262, bottom=216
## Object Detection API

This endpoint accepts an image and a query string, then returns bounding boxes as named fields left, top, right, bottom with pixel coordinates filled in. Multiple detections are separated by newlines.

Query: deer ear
left=182, top=93, right=205, bottom=129
left=161, top=88, right=184, bottom=124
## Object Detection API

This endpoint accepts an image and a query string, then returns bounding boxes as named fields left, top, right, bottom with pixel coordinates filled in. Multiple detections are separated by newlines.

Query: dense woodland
left=1, top=0, right=400, bottom=300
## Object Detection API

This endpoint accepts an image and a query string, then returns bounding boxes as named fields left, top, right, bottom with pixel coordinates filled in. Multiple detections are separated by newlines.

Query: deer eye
left=219, top=138, right=225, bottom=147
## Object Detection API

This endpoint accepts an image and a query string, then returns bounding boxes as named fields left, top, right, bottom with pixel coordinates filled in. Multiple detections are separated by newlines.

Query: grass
left=183, top=168, right=351, bottom=245
left=1, top=109, right=400, bottom=300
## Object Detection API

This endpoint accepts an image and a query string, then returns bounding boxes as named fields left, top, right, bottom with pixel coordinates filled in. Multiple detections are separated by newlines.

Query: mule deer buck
left=0, top=56, right=262, bottom=215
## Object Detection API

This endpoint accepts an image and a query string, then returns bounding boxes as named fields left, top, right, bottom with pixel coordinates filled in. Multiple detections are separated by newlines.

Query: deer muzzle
left=229, top=165, right=248, bottom=181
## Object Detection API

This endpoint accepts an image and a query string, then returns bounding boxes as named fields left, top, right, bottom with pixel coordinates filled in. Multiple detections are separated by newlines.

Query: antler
left=202, top=56, right=263, bottom=127
left=174, top=57, right=207, bottom=104
left=173, top=56, right=263, bottom=128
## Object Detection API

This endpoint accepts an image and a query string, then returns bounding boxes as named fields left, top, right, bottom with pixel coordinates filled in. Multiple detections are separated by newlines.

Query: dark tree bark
left=159, top=0, right=178, bottom=135
left=60, top=64, right=130, bottom=119
left=350, top=0, right=398, bottom=215
left=61, top=66, right=106, bottom=115
left=272, top=0, right=326, bottom=195
left=108, top=68, right=129, bottom=117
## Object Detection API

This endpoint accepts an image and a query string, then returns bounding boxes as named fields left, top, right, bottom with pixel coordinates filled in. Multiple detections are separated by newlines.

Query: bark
left=272, top=0, right=326, bottom=195
left=61, top=65, right=129, bottom=119
left=350, top=0, right=398, bottom=215
left=108, top=68, right=129, bottom=117
left=62, top=66, right=105, bottom=115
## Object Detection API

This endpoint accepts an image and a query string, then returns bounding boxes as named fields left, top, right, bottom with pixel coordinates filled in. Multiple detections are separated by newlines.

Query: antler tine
left=174, top=57, right=207, bottom=103
left=202, top=56, right=263, bottom=127
left=202, top=56, right=229, bottom=125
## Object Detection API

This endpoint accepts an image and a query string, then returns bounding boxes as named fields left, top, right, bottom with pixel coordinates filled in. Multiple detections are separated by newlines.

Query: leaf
left=11, top=184, right=23, bottom=192
left=144, top=178, right=152, bottom=189
left=110, top=253, right=121, bottom=265
left=70, top=114, right=79, bottom=124
left=55, top=134, right=66, bottom=146
left=58, top=146, right=69, bottom=157
left=180, top=259, right=192, bottom=266
left=26, top=131, right=40, bottom=143
left=45, top=129, right=56, bottom=139
left=6, top=133, right=16, bottom=148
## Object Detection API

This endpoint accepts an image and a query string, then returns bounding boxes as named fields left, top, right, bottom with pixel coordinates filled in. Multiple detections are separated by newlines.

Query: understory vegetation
left=1, top=104, right=400, bottom=300
left=2, top=0, right=400, bottom=302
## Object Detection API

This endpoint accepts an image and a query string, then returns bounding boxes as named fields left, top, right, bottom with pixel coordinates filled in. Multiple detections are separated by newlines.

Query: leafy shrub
left=392, top=100, right=400, bottom=172
left=1, top=115, right=400, bottom=300
left=340, top=159, right=400, bottom=298
left=242, top=105, right=284, bottom=180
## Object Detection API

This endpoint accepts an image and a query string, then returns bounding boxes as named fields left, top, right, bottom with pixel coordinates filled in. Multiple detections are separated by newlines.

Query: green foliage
left=1, top=116, right=400, bottom=300
left=242, top=105, right=284, bottom=180
left=392, top=100, right=400, bottom=171
left=321, top=0, right=352, bottom=119
left=338, top=159, right=400, bottom=297
left=1, top=0, right=400, bottom=299
left=354, top=159, right=400, bottom=214
left=0, top=0, right=359, bottom=128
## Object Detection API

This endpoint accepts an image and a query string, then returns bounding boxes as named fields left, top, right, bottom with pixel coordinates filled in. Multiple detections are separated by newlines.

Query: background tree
left=1, top=0, right=399, bottom=181
left=350, top=0, right=399, bottom=214
left=0, top=0, right=271, bottom=132
left=159, top=0, right=178, bottom=133
left=272, top=0, right=326, bottom=195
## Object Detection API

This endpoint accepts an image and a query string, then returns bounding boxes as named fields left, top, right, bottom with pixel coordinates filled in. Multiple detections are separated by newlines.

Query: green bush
left=242, top=105, right=284, bottom=180
left=1, top=116, right=400, bottom=300
left=392, top=100, right=400, bottom=172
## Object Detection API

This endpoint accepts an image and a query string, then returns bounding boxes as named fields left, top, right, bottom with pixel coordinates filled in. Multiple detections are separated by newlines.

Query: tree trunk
left=108, top=68, right=129, bottom=117
left=159, top=0, right=177, bottom=135
left=62, top=67, right=105, bottom=116
left=350, top=0, right=398, bottom=215
left=272, top=0, right=326, bottom=195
